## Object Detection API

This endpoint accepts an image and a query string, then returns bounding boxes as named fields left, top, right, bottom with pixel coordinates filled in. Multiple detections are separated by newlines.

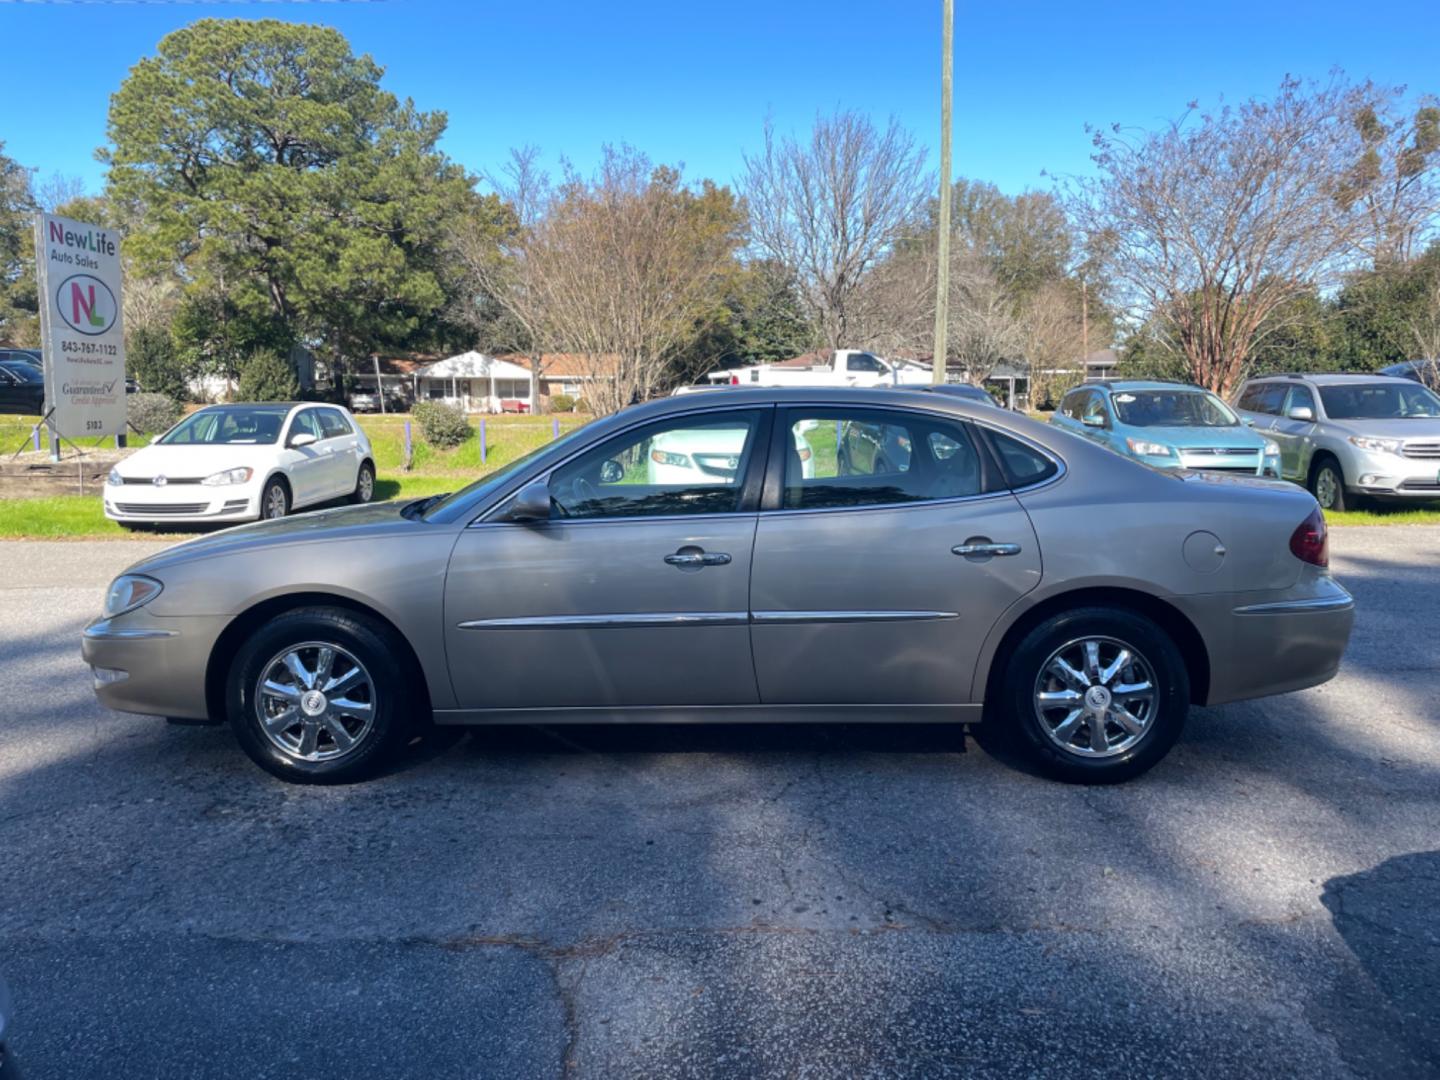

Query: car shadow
left=1320, top=851, right=1440, bottom=1076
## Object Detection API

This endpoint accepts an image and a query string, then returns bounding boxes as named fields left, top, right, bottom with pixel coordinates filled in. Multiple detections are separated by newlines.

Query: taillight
left=1289, top=507, right=1329, bottom=567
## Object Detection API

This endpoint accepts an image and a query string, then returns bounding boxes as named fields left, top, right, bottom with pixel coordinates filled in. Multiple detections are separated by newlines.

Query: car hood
left=1328, top=418, right=1440, bottom=439
left=125, top=499, right=427, bottom=575
left=114, top=442, right=283, bottom=480
left=1124, top=425, right=1269, bottom=449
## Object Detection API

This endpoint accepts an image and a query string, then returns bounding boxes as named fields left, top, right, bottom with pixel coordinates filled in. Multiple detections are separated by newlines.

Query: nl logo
left=55, top=274, right=118, bottom=336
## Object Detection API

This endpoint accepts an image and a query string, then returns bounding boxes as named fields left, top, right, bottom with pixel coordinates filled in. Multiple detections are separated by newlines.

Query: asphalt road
left=0, top=528, right=1437, bottom=1079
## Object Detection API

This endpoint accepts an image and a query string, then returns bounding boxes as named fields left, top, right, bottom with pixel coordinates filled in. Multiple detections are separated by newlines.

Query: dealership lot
left=0, top=529, right=1436, bottom=1078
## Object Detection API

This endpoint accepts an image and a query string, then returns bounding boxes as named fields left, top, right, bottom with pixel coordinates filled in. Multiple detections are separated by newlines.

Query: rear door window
left=779, top=408, right=987, bottom=509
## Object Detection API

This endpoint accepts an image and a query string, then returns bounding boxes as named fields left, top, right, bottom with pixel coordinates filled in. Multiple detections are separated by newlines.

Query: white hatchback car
left=105, top=402, right=376, bottom=525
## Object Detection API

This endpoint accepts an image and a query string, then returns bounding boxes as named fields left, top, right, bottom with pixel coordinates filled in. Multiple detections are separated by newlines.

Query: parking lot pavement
left=0, top=529, right=1436, bottom=1079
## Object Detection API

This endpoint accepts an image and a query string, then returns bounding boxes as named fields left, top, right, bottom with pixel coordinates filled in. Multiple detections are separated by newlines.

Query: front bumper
left=82, top=611, right=230, bottom=720
left=1343, top=448, right=1440, bottom=497
left=1175, top=577, right=1355, bottom=706
left=102, top=482, right=261, bottom=524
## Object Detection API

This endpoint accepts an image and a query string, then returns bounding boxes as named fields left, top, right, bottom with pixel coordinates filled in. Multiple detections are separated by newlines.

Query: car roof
left=1083, top=380, right=1210, bottom=394
left=1245, top=372, right=1416, bottom=386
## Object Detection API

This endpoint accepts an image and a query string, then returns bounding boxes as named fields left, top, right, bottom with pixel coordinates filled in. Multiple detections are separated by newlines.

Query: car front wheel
left=1310, top=457, right=1347, bottom=512
left=1003, top=607, right=1188, bottom=783
left=260, top=477, right=290, bottom=520
left=226, top=607, right=417, bottom=784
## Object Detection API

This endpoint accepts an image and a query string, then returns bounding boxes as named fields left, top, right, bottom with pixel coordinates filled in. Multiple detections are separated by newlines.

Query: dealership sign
left=33, top=213, right=126, bottom=438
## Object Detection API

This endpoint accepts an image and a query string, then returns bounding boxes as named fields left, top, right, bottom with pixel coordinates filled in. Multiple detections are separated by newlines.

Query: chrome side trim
left=1233, top=591, right=1354, bottom=616
left=83, top=624, right=178, bottom=640
left=750, top=610, right=959, bottom=624
left=433, top=703, right=986, bottom=726
left=458, top=611, right=750, bottom=630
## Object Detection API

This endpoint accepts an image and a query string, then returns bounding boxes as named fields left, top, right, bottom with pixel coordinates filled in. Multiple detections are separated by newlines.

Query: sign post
left=33, top=213, right=126, bottom=459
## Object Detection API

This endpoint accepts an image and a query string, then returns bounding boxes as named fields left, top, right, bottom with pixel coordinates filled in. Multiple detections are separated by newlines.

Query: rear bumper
left=82, top=612, right=229, bottom=720
left=1175, top=577, right=1354, bottom=706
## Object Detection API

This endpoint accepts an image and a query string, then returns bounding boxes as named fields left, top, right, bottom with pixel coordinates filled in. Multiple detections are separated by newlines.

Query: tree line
left=0, top=19, right=1437, bottom=414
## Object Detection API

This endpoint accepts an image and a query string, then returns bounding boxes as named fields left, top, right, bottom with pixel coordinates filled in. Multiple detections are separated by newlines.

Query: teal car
left=1052, top=380, right=1281, bottom=477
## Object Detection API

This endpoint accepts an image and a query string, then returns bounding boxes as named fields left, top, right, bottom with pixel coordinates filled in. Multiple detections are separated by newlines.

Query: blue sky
left=2, top=0, right=1438, bottom=200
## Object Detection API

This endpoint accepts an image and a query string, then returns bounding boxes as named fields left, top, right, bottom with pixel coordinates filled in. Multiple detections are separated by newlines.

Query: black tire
left=226, top=606, right=418, bottom=784
left=260, top=476, right=290, bottom=520
left=1002, top=607, right=1188, bottom=784
left=351, top=460, right=376, bottom=504
left=1309, top=455, right=1347, bottom=512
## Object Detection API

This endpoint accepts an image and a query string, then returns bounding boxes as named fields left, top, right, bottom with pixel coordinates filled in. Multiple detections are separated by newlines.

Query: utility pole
left=931, top=0, right=954, bottom=385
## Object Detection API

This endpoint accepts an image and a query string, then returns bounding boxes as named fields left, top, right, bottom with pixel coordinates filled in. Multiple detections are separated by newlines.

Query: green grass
left=1326, top=506, right=1440, bottom=526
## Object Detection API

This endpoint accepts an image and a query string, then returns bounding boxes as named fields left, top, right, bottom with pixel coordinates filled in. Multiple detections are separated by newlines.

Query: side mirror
left=289, top=432, right=317, bottom=448
left=1287, top=406, right=1315, bottom=422
left=1082, top=414, right=1106, bottom=428
left=599, top=459, right=624, bottom=484
left=1241, top=417, right=1255, bottom=427
left=504, top=479, right=553, bottom=523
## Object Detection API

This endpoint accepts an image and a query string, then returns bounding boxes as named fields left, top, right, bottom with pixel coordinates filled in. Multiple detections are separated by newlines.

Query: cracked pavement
left=0, top=528, right=1437, bottom=1078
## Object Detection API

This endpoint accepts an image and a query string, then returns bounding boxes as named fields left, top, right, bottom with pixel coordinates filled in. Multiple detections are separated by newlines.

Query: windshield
left=159, top=406, right=292, bottom=445
left=1111, top=390, right=1237, bottom=427
left=1318, top=382, right=1440, bottom=419
left=422, top=418, right=598, bottom=521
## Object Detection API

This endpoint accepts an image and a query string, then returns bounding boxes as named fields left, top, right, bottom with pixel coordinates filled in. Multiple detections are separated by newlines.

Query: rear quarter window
left=987, top=430, right=1060, bottom=488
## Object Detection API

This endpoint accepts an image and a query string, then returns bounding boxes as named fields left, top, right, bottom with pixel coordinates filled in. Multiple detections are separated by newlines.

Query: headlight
left=1126, top=438, right=1175, bottom=457
left=649, top=450, right=690, bottom=467
left=201, top=467, right=254, bottom=486
left=103, top=574, right=163, bottom=618
left=1263, top=439, right=1281, bottom=456
left=107, top=468, right=123, bottom=486
left=1349, top=436, right=1403, bottom=455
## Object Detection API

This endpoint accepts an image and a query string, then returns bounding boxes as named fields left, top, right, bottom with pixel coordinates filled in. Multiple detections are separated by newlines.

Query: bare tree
left=1337, top=90, right=1440, bottom=267
left=532, top=146, right=744, bottom=414
left=1018, top=280, right=1086, bottom=406
left=1068, top=76, right=1375, bottom=395
left=448, top=147, right=556, bottom=408
left=34, top=172, right=87, bottom=214
left=743, top=111, right=929, bottom=349
left=1409, top=273, right=1440, bottom=386
left=949, top=251, right=1024, bottom=383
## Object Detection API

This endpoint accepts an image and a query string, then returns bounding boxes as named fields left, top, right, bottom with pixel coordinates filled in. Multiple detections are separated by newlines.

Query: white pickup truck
left=698, top=349, right=931, bottom=390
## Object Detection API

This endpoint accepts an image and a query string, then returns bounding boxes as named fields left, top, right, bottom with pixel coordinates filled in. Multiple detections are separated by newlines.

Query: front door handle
left=952, top=541, right=1022, bottom=558
left=665, top=548, right=732, bottom=568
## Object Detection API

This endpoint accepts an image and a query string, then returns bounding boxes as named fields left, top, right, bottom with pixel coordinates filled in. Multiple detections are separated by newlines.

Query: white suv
left=105, top=402, right=376, bottom=525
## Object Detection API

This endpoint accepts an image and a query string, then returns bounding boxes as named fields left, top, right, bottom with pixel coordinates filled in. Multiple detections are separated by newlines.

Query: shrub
left=127, top=326, right=189, bottom=402
left=238, top=348, right=300, bottom=402
left=127, top=392, right=183, bottom=435
left=551, top=393, right=577, bottom=413
left=412, top=400, right=472, bottom=449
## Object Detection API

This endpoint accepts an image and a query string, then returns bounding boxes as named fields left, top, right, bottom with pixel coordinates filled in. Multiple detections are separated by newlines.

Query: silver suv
left=1233, top=373, right=1440, bottom=510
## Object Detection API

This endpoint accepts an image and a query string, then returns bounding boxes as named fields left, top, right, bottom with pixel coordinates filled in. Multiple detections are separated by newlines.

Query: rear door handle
left=952, top=541, right=1021, bottom=558
left=665, top=548, right=732, bottom=568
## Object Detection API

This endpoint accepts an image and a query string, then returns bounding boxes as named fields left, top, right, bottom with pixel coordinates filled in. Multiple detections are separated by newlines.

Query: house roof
left=369, top=354, right=437, bottom=376
left=417, top=351, right=533, bottom=380
left=493, top=353, right=619, bottom=379
left=770, top=350, right=832, bottom=369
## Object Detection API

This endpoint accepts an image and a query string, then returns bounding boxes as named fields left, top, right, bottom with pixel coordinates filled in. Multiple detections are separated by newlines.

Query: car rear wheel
left=351, top=460, right=375, bottom=504
left=1003, top=607, right=1188, bottom=783
left=1310, top=457, right=1347, bottom=512
left=226, top=607, right=417, bottom=784
left=260, top=477, right=290, bottom=520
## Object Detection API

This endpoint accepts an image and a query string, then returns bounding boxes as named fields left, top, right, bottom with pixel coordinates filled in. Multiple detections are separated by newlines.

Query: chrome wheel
left=1033, top=636, right=1157, bottom=758
left=1315, top=466, right=1339, bottom=510
left=255, top=642, right=376, bottom=762
left=357, top=466, right=374, bottom=502
left=263, top=483, right=288, bottom=520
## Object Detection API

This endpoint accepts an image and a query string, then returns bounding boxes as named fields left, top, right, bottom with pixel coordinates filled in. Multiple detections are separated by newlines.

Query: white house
left=414, top=351, right=536, bottom=413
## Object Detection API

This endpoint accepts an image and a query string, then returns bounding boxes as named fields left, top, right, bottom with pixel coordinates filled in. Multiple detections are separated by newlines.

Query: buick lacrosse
left=82, top=387, right=1354, bottom=784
